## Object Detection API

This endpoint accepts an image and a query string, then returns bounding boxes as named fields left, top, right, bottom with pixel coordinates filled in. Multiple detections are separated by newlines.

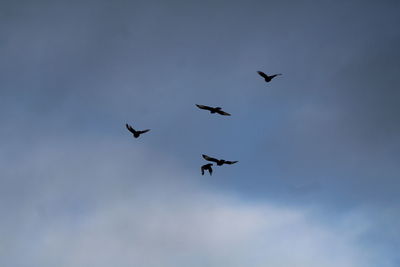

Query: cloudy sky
left=1, top=0, right=400, bottom=266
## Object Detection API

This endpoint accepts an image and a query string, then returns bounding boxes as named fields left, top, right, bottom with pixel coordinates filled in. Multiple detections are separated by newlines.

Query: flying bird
left=196, top=104, right=231, bottom=116
left=125, top=123, right=150, bottom=138
left=201, top=163, right=213, bottom=176
left=202, top=154, right=238, bottom=166
left=257, top=71, right=282, bottom=82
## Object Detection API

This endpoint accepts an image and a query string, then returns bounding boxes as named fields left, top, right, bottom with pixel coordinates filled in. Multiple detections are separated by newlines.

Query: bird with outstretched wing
left=202, top=154, right=238, bottom=166
left=126, top=123, right=150, bottom=138
left=257, top=71, right=282, bottom=82
left=196, top=104, right=231, bottom=116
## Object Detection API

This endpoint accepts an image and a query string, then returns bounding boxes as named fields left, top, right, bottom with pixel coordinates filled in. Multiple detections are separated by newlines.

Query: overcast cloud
left=1, top=0, right=400, bottom=266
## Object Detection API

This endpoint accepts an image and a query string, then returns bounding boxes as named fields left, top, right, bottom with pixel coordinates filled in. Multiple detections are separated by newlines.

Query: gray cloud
left=1, top=0, right=400, bottom=265
left=0, top=137, right=384, bottom=267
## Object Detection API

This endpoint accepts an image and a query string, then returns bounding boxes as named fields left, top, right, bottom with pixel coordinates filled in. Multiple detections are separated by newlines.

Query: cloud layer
left=0, top=138, right=381, bottom=267
left=1, top=1, right=400, bottom=266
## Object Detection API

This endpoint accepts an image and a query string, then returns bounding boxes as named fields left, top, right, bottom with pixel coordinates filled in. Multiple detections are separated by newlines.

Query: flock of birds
left=125, top=70, right=282, bottom=176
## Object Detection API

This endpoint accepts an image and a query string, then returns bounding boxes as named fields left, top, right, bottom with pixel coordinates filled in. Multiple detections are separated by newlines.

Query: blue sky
left=1, top=0, right=400, bottom=266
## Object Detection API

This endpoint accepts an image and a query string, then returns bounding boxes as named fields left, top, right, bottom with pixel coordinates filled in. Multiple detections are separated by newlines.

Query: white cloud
left=0, top=137, right=378, bottom=267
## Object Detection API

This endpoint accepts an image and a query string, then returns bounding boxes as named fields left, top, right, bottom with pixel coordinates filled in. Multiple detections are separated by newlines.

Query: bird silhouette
left=257, top=71, right=282, bottom=82
left=196, top=104, right=231, bottom=116
left=126, top=123, right=150, bottom=138
left=201, top=163, right=213, bottom=175
left=202, top=154, right=238, bottom=166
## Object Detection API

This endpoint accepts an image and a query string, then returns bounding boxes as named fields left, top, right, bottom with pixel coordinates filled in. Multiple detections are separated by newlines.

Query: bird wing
left=257, top=71, right=269, bottom=79
left=270, top=73, right=282, bottom=78
left=202, top=154, right=219, bottom=163
left=224, top=160, right=238, bottom=165
left=217, top=110, right=231, bottom=116
left=209, top=166, right=213, bottom=175
left=126, top=124, right=136, bottom=134
left=138, top=129, right=150, bottom=134
left=201, top=166, right=205, bottom=175
left=196, top=104, right=212, bottom=111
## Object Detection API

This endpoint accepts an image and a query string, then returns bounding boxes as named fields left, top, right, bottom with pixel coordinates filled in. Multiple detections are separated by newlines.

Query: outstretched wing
left=196, top=104, right=213, bottom=111
left=270, top=73, right=282, bottom=79
left=217, top=110, right=231, bottom=116
left=125, top=123, right=136, bottom=134
left=202, top=154, right=219, bottom=163
left=257, top=71, right=269, bottom=79
left=224, top=160, right=238, bottom=165
left=138, top=129, right=150, bottom=134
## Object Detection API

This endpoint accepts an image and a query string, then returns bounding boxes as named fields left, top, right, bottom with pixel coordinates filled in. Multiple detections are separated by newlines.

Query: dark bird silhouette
left=202, top=154, right=238, bottom=166
left=125, top=123, right=150, bottom=138
left=201, top=163, right=213, bottom=176
left=196, top=104, right=231, bottom=116
left=257, top=71, right=282, bottom=82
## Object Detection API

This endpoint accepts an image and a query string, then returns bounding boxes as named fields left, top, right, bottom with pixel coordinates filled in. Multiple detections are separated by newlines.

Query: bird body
left=126, top=123, right=150, bottom=138
left=202, top=154, right=238, bottom=166
left=257, top=71, right=282, bottom=82
left=196, top=104, right=231, bottom=116
left=210, top=107, right=221, bottom=113
left=201, top=163, right=213, bottom=175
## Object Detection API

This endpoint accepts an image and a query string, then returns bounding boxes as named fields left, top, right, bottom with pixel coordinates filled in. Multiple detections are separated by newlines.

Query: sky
left=1, top=0, right=400, bottom=266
